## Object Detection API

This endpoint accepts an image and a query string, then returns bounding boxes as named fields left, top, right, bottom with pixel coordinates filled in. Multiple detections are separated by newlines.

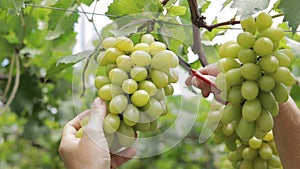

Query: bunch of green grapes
left=212, top=12, right=295, bottom=169
left=77, top=34, right=179, bottom=152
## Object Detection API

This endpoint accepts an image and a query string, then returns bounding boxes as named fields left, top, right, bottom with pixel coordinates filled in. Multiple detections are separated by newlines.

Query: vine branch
left=2, top=54, right=16, bottom=101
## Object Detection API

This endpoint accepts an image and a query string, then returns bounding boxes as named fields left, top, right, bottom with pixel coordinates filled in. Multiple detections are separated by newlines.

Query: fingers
left=199, top=63, right=219, bottom=76
left=111, top=147, right=137, bottom=169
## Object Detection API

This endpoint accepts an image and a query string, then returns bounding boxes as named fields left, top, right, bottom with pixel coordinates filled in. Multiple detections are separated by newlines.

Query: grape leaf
left=278, top=0, right=300, bottom=33
left=46, top=50, right=94, bottom=79
left=0, top=0, right=24, bottom=15
left=167, top=6, right=187, bottom=16
left=80, top=0, right=94, bottom=6
left=231, top=0, right=270, bottom=19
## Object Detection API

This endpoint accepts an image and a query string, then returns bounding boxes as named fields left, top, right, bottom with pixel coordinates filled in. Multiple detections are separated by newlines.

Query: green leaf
left=46, top=50, right=94, bottom=79
left=0, top=0, right=24, bottom=15
left=167, top=6, right=187, bottom=16
left=80, top=0, right=94, bottom=6
left=231, top=0, right=270, bottom=19
left=278, top=0, right=300, bottom=33
left=221, top=0, right=232, bottom=11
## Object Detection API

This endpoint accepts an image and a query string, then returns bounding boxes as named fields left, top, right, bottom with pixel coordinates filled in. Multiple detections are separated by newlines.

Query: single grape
left=242, top=147, right=258, bottom=160
left=135, top=112, right=151, bottom=132
left=222, top=122, right=235, bottom=136
left=228, top=85, right=244, bottom=104
left=143, top=98, right=164, bottom=117
left=263, top=131, right=274, bottom=141
left=257, top=27, right=285, bottom=42
left=116, top=55, right=133, bottom=72
left=94, top=76, right=110, bottom=89
left=238, top=48, right=257, bottom=64
left=217, top=58, right=241, bottom=72
left=151, top=50, right=179, bottom=68
left=258, top=55, right=279, bottom=73
left=117, top=122, right=136, bottom=147
left=272, top=83, right=289, bottom=102
left=258, top=75, right=275, bottom=92
left=216, top=72, right=228, bottom=91
left=268, top=154, right=282, bottom=168
left=259, top=142, right=273, bottom=160
left=237, top=118, right=256, bottom=141
left=242, top=99, right=262, bottom=122
left=97, top=52, right=108, bottom=66
left=132, top=43, right=150, bottom=52
left=149, top=119, right=158, bottom=131
left=249, top=137, right=263, bottom=149
left=225, top=68, right=243, bottom=87
left=164, top=84, right=174, bottom=96
left=122, top=79, right=138, bottom=94
left=141, top=34, right=155, bottom=45
left=257, top=109, right=274, bottom=133
left=105, top=64, right=117, bottom=75
left=109, top=95, right=128, bottom=114
left=131, top=50, right=151, bottom=67
left=237, top=31, right=255, bottom=48
left=138, top=80, right=157, bottom=96
left=104, top=47, right=124, bottom=64
left=131, top=90, right=150, bottom=107
left=219, top=41, right=241, bottom=58
left=256, top=12, right=273, bottom=32
left=103, top=113, right=121, bottom=134
left=123, top=104, right=139, bottom=126
left=274, top=67, right=295, bottom=86
left=167, top=68, right=179, bottom=83
left=253, top=37, right=273, bottom=56
left=228, top=151, right=240, bottom=163
left=240, top=63, right=261, bottom=81
left=239, top=159, right=253, bottom=169
left=241, top=16, right=256, bottom=34
left=75, top=127, right=84, bottom=138
left=109, top=68, right=128, bottom=86
left=279, top=49, right=294, bottom=61
left=149, top=41, right=167, bottom=55
left=221, top=102, right=242, bottom=123
left=254, top=157, right=268, bottom=169
left=255, top=126, right=268, bottom=139
left=225, top=138, right=237, bottom=151
left=150, top=69, right=169, bottom=88
left=241, top=81, right=259, bottom=100
left=114, top=36, right=134, bottom=52
left=102, top=37, right=117, bottom=49
left=130, top=66, right=148, bottom=82
left=273, top=51, right=291, bottom=67
left=152, top=88, right=166, bottom=101
left=258, top=91, right=279, bottom=117
left=98, top=84, right=123, bottom=101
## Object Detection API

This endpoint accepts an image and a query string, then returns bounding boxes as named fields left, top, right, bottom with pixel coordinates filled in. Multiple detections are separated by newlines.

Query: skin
left=186, top=63, right=300, bottom=169
left=59, top=98, right=136, bottom=169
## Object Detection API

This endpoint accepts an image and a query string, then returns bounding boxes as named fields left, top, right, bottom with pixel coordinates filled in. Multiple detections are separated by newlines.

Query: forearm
left=273, top=96, right=300, bottom=169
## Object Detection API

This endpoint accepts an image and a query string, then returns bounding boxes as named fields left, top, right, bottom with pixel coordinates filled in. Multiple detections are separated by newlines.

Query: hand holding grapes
left=59, top=98, right=136, bottom=169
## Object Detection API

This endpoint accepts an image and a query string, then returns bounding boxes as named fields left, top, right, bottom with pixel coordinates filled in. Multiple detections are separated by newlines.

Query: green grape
left=97, top=52, right=108, bottom=66
left=241, top=16, right=256, bottom=34
left=217, top=58, right=241, bottom=72
left=237, top=31, right=256, bottom=48
left=222, top=122, right=235, bottom=136
left=108, top=68, right=128, bottom=86
left=109, top=95, right=128, bottom=114
left=151, top=50, right=179, bottom=68
left=123, top=104, right=139, bottom=126
left=253, top=37, right=273, bottom=56
left=228, top=151, right=240, bottom=162
left=141, top=34, right=155, bottom=45
left=268, top=140, right=278, bottom=155
left=102, top=37, right=117, bottom=49
left=237, top=118, right=256, bottom=141
left=258, top=75, right=275, bottom=92
left=221, top=102, right=242, bottom=123
left=216, top=72, right=228, bottom=91
left=105, top=133, right=115, bottom=148
left=131, top=50, right=151, bottom=66
left=143, top=98, right=164, bottom=117
left=268, top=154, right=282, bottom=168
left=219, top=41, right=241, bottom=58
left=225, top=68, right=243, bottom=87
left=253, top=157, right=268, bottom=169
left=104, top=47, right=124, bottom=64
left=273, top=51, right=291, bottom=67
left=149, top=41, right=167, bottom=55
left=122, top=79, right=138, bottom=94
left=257, top=109, right=274, bottom=133
left=263, top=131, right=274, bottom=141
left=132, top=43, right=150, bottom=52
left=212, top=133, right=226, bottom=144
left=241, top=81, right=259, bottom=100
left=242, top=99, right=262, bottom=122
left=75, top=127, right=84, bottom=138
left=242, top=147, right=258, bottom=160
left=239, top=159, right=253, bottom=169
left=254, top=127, right=267, bottom=139
left=150, top=69, right=169, bottom=88
left=258, top=91, right=279, bottom=117
left=259, top=142, right=273, bottom=160
left=98, top=84, right=123, bottom=101
left=117, top=122, right=136, bottom=147
left=116, top=55, right=133, bottom=72
left=224, top=138, right=237, bottom=151
left=228, top=85, right=244, bottom=104
left=272, top=83, right=289, bottom=102
left=249, top=137, right=263, bottom=149
left=258, top=55, right=279, bottom=73
left=167, top=68, right=179, bottom=83
left=94, top=76, right=110, bottom=89
left=105, top=64, right=117, bottom=75
left=131, top=90, right=150, bottom=107
left=256, top=12, right=273, bottom=32
left=138, top=80, right=157, bottom=96
left=272, top=41, right=280, bottom=51
left=238, top=48, right=257, bottom=64
left=279, top=49, right=294, bottom=61
left=257, top=27, right=285, bottom=42
left=164, top=84, right=174, bottom=96
left=240, top=63, right=262, bottom=81
left=274, top=67, right=295, bottom=86
left=103, top=113, right=121, bottom=134
left=135, top=112, right=151, bottom=132
left=149, top=119, right=158, bottom=131
left=153, top=88, right=166, bottom=101
left=130, top=66, right=148, bottom=82
left=114, top=36, right=134, bottom=52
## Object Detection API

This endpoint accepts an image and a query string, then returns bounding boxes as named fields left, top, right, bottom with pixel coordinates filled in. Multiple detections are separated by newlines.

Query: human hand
left=59, top=98, right=136, bottom=169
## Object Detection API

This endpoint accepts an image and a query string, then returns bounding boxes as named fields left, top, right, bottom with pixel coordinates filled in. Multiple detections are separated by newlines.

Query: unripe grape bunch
left=77, top=33, right=179, bottom=152
left=212, top=12, right=295, bottom=168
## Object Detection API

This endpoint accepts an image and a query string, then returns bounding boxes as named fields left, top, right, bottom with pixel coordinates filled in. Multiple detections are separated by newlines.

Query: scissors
left=178, top=56, right=226, bottom=104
